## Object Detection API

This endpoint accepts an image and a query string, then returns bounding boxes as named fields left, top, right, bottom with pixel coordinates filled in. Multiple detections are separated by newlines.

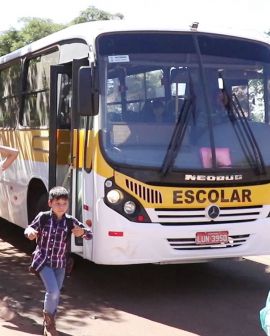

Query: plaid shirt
left=25, top=211, right=92, bottom=272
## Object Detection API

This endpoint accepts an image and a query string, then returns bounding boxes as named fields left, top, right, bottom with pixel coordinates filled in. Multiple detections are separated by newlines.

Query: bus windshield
left=98, top=33, right=270, bottom=178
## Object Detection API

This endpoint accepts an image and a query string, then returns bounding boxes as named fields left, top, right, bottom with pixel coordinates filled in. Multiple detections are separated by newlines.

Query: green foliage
left=72, top=6, right=123, bottom=24
left=0, top=18, right=65, bottom=56
left=0, top=28, right=20, bottom=56
left=0, top=6, right=124, bottom=57
left=16, top=17, right=65, bottom=47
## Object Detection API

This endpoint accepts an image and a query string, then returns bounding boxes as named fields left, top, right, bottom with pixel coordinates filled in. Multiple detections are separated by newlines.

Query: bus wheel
left=36, top=193, right=49, bottom=212
left=29, top=193, right=49, bottom=223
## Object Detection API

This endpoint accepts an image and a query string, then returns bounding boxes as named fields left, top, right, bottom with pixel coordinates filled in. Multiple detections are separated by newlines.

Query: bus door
left=50, top=59, right=88, bottom=253
left=49, top=63, right=72, bottom=193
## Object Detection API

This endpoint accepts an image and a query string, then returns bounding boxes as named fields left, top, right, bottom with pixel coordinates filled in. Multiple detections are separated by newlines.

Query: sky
left=1, top=0, right=270, bottom=35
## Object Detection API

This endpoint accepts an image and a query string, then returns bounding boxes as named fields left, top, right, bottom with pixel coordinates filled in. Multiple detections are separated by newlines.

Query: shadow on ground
left=0, top=218, right=268, bottom=336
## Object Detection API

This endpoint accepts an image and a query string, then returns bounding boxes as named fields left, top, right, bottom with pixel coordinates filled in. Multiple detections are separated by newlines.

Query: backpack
left=29, top=211, right=75, bottom=278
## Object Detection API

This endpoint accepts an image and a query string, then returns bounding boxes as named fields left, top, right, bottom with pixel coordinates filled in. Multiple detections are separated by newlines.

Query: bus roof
left=1, top=20, right=270, bottom=65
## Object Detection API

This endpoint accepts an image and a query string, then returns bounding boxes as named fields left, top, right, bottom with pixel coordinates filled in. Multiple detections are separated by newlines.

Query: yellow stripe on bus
left=114, top=171, right=270, bottom=208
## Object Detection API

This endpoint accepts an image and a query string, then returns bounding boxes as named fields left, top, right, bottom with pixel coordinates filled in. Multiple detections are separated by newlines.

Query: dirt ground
left=1, top=218, right=270, bottom=336
left=0, top=220, right=196, bottom=336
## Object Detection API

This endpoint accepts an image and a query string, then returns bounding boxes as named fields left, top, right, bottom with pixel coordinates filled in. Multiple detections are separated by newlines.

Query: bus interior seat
left=165, top=98, right=184, bottom=121
left=108, top=112, right=122, bottom=122
left=140, top=101, right=154, bottom=122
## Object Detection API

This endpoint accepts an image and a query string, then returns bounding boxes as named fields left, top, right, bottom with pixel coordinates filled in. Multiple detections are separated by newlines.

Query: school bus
left=1, top=21, right=270, bottom=264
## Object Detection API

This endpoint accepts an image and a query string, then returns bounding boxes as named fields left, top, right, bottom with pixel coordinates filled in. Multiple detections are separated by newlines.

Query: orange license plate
left=195, top=231, right=228, bottom=245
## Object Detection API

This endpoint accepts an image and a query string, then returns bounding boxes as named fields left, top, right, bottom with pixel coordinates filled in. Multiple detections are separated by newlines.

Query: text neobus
left=185, top=174, right=243, bottom=181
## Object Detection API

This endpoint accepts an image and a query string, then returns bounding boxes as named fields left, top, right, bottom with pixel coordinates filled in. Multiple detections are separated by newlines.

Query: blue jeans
left=39, top=266, right=65, bottom=315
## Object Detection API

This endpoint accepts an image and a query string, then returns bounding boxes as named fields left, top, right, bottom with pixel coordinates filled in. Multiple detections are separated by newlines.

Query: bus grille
left=167, top=234, right=250, bottom=250
left=155, top=205, right=262, bottom=225
left=125, top=179, right=163, bottom=204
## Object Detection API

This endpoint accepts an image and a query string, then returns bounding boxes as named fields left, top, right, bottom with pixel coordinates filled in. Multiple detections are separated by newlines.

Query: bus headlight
left=106, top=189, right=123, bottom=204
left=123, top=201, right=136, bottom=215
left=104, top=178, right=151, bottom=222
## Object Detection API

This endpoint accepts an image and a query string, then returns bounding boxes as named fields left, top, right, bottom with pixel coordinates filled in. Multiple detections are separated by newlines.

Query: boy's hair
left=49, top=186, right=69, bottom=201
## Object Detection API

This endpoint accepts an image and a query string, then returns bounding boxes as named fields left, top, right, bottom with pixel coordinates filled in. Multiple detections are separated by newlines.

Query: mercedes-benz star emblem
left=206, top=205, right=220, bottom=219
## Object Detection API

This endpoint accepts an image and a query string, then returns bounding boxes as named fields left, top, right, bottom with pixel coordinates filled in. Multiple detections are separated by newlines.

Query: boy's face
left=48, top=197, right=69, bottom=218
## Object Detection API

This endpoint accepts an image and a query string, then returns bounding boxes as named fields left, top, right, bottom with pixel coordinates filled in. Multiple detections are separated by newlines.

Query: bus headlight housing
left=106, top=189, right=123, bottom=204
left=123, top=201, right=136, bottom=215
left=104, top=178, right=151, bottom=223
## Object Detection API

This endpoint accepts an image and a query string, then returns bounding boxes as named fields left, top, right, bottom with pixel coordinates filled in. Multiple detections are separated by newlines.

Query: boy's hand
left=72, top=225, right=85, bottom=237
left=27, top=229, right=38, bottom=240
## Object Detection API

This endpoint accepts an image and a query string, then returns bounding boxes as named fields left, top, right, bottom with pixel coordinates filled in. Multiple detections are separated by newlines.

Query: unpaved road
left=0, top=218, right=269, bottom=336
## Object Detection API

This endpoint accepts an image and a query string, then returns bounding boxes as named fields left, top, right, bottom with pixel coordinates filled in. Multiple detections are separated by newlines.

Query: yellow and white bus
left=1, top=21, right=270, bottom=264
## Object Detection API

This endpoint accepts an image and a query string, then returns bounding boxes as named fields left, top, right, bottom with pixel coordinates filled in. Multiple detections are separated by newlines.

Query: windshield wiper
left=218, top=72, right=265, bottom=175
left=160, top=97, right=194, bottom=176
left=230, top=93, right=266, bottom=175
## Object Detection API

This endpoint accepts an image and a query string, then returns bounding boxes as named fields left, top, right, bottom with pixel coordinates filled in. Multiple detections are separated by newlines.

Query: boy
left=24, top=186, right=92, bottom=336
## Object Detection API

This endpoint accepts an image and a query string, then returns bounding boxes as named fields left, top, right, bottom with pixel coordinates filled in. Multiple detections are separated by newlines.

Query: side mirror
left=78, top=66, right=99, bottom=116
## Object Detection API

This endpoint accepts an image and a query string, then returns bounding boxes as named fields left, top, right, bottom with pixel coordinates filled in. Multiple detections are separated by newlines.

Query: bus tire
left=27, top=182, right=49, bottom=223
left=35, top=193, right=49, bottom=214
left=28, top=191, right=49, bottom=223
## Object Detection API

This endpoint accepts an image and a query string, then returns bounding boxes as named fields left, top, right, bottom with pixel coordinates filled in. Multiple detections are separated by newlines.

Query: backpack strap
left=33, top=211, right=51, bottom=244
left=65, top=215, right=74, bottom=232
left=39, top=211, right=51, bottom=230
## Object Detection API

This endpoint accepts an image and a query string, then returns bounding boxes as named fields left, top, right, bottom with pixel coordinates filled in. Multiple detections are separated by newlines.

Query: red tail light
left=108, top=231, right=124, bottom=237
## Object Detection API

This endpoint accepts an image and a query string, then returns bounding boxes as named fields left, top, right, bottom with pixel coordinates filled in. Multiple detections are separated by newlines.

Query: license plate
left=195, top=231, right=228, bottom=245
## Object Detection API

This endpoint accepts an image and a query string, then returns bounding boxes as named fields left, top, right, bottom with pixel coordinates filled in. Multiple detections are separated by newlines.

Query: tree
left=17, top=17, right=65, bottom=47
left=0, top=6, right=124, bottom=56
left=72, top=6, right=123, bottom=24
left=0, top=18, right=65, bottom=56
left=0, top=29, right=20, bottom=56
